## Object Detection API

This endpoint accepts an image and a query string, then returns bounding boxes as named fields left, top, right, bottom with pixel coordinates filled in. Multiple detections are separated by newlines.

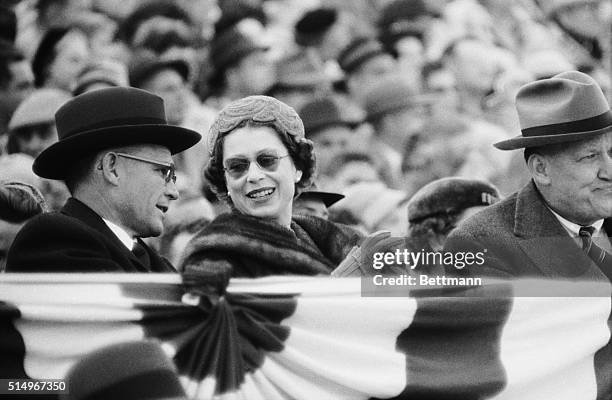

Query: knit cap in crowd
left=407, top=177, right=500, bottom=223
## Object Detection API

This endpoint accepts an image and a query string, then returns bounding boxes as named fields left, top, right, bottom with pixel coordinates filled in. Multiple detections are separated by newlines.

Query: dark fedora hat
left=33, top=87, right=201, bottom=179
left=299, top=96, right=363, bottom=136
left=209, top=23, right=268, bottom=73
left=495, top=71, right=612, bottom=150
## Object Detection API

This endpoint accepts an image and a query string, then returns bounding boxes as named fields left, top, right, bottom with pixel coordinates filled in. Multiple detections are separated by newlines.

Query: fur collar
left=181, top=213, right=363, bottom=278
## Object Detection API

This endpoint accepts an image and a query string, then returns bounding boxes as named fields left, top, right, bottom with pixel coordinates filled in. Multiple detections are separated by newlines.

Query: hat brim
left=299, top=190, right=345, bottom=207
left=306, top=120, right=361, bottom=136
left=365, top=93, right=437, bottom=122
left=494, top=125, right=612, bottom=150
left=131, top=59, right=190, bottom=87
left=33, top=124, right=201, bottom=179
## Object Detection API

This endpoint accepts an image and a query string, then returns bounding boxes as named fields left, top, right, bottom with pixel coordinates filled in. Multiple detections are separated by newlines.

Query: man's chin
left=139, top=225, right=164, bottom=238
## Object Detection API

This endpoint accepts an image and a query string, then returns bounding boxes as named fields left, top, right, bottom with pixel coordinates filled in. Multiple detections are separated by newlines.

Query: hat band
left=521, top=110, right=612, bottom=137
left=63, top=116, right=167, bottom=137
left=342, top=42, right=385, bottom=72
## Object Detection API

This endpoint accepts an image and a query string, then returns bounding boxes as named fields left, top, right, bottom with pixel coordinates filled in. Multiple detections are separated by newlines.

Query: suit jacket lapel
left=513, top=182, right=606, bottom=279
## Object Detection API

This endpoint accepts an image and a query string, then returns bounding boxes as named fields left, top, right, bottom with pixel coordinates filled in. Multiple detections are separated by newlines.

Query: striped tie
left=578, top=226, right=612, bottom=280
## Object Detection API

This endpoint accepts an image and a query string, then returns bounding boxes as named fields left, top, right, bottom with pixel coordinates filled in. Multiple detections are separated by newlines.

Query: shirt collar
left=547, top=207, right=604, bottom=237
left=102, top=218, right=134, bottom=250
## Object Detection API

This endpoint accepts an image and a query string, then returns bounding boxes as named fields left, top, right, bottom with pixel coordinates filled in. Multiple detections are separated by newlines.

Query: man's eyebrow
left=577, top=146, right=600, bottom=154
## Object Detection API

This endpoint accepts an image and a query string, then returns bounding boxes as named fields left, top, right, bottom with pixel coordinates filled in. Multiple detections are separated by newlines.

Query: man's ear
left=527, top=152, right=551, bottom=186
left=295, top=169, right=303, bottom=183
left=100, top=153, right=120, bottom=186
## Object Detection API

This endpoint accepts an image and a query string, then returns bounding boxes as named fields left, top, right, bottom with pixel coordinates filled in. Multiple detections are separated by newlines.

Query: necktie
left=132, top=240, right=151, bottom=269
left=578, top=226, right=612, bottom=280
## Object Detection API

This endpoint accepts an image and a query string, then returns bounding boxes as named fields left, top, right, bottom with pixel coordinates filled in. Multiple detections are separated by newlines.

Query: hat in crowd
left=33, top=87, right=201, bottom=179
left=116, top=0, right=192, bottom=45
left=0, top=154, right=40, bottom=188
left=8, top=88, right=71, bottom=131
left=538, top=0, right=600, bottom=16
left=209, top=22, right=268, bottom=73
left=215, top=1, right=267, bottom=36
left=73, top=59, right=129, bottom=96
left=338, top=36, right=389, bottom=74
left=32, top=27, right=71, bottom=87
left=378, top=0, right=434, bottom=52
left=298, top=184, right=344, bottom=208
left=269, top=51, right=330, bottom=92
left=494, top=70, right=612, bottom=150
left=294, top=7, right=338, bottom=47
left=131, top=15, right=195, bottom=53
left=299, top=96, right=363, bottom=136
left=0, top=180, right=47, bottom=223
left=363, top=75, right=423, bottom=121
left=521, top=49, right=574, bottom=80
left=63, top=340, right=187, bottom=400
left=129, top=51, right=190, bottom=88
left=407, top=177, right=500, bottom=223
left=333, top=181, right=407, bottom=231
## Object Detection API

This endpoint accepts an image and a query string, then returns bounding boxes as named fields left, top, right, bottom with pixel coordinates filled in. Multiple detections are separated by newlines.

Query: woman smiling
left=180, top=96, right=363, bottom=278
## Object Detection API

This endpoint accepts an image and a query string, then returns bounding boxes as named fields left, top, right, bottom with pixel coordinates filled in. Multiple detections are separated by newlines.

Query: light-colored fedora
left=494, top=71, right=612, bottom=150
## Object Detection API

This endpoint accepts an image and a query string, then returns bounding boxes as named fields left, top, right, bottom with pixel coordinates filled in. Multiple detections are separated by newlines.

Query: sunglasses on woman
left=223, top=152, right=290, bottom=179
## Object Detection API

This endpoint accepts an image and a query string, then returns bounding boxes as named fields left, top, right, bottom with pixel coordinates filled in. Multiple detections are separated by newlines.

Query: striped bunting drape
left=0, top=274, right=611, bottom=399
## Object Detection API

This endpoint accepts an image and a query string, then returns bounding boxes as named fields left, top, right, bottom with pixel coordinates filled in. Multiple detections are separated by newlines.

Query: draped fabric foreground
left=0, top=274, right=611, bottom=399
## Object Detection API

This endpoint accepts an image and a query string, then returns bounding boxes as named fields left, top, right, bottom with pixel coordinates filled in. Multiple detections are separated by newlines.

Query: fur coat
left=180, top=213, right=363, bottom=282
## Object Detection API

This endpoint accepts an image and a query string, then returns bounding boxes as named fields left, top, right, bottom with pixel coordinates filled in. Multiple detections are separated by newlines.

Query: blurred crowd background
left=0, top=0, right=611, bottom=265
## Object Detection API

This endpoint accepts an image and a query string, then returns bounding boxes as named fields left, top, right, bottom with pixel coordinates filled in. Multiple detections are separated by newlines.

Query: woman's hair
left=205, top=96, right=316, bottom=203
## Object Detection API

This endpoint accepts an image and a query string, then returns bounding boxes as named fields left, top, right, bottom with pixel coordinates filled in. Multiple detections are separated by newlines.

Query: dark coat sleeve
left=7, top=213, right=132, bottom=272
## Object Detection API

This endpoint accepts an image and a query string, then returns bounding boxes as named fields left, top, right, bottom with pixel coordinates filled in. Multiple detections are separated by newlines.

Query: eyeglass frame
left=111, top=152, right=177, bottom=184
left=223, top=152, right=290, bottom=179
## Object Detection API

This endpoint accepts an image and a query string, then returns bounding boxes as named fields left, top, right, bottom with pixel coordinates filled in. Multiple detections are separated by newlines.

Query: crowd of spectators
left=0, top=0, right=610, bottom=262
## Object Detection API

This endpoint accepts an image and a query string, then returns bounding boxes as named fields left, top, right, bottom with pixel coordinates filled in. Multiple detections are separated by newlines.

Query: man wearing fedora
left=444, top=71, right=612, bottom=280
left=6, top=87, right=201, bottom=272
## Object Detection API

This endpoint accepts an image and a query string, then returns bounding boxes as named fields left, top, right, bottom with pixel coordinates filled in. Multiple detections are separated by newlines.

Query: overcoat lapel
left=513, top=182, right=608, bottom=280
left=61, top=198, right=151, bottom=272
